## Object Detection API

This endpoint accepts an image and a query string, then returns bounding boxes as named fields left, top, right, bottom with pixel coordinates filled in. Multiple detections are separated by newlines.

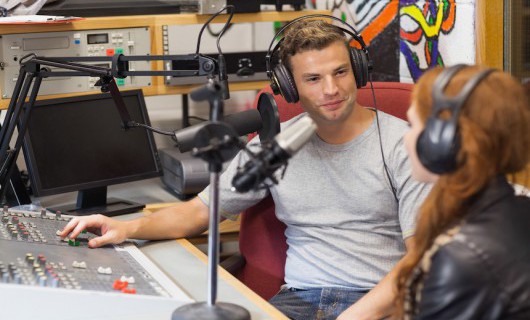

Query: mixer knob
left=97, top=266, right=112, bottom=275
left=37, top=274, right=47, bottom=287
left=50, top=276, right=60, bottom=288
left=120, top=275, right=136, bottom=284
left=1, top=267, right=10, bottom=283
left=26, top=256, right=35, bottom=265
left=13, top=272, right=21, bottom=284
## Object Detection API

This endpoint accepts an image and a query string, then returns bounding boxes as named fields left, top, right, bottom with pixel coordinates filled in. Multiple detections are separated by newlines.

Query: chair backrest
left=237, top=82, right=413, bottom=300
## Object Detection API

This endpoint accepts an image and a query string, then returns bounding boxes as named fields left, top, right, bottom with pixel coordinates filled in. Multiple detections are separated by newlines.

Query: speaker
left=416, top=65, right=496, bottom=174
left=265, top=14, right=372, bottom=103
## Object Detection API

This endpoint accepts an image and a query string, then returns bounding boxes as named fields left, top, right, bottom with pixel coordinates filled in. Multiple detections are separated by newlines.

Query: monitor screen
left=22, top=89, right=162, bottom=216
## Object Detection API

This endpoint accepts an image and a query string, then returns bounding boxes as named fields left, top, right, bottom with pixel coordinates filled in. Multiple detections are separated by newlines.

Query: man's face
left=290, top=41, right=358, bottom=125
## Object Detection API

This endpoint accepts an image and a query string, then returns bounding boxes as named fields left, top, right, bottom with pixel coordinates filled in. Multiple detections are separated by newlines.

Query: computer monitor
left=22, top=89, right=162, bottom=216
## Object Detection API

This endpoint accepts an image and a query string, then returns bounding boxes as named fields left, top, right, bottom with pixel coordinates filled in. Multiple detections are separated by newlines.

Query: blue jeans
left=269, top=286, right=368, bottom=320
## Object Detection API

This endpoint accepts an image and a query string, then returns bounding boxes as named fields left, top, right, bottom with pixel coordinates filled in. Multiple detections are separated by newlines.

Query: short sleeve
left=198, top=136, right=270, bottom=220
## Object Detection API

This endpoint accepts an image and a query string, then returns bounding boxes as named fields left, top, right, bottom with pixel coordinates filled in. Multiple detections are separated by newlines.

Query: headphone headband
left=266, top=14, right=367, bottom=55
left=265, top=14, right=368, bottom=75
left=265, top=14, right=372, bottom=102
left=432, top=64, right=495, bottom=119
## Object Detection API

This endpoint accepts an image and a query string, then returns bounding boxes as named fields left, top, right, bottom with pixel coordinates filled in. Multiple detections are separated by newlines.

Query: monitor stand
left=47, top=186, right=145, bottom=217
left=4, top=165, right=31, bottom=207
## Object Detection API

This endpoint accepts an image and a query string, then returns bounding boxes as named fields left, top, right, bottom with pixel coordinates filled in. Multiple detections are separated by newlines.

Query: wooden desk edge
left=176, top=238, right=288, bottom=320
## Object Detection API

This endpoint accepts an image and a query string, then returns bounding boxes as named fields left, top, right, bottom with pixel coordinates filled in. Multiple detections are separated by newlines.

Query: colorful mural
left=399, top=0, right=456, bottom=81
left=343, top=0, right=401, bottom=81
left=338, top=0, right=475, bottom=82
left=344, top=0, right=398, bottom=46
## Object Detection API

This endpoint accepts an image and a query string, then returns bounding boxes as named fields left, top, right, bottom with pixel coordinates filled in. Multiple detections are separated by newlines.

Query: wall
left=323, top=0, right=477, bottom=83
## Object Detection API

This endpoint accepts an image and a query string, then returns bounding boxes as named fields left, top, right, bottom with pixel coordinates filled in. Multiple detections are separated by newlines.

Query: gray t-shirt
left=199, top=111, right=430, bottom=290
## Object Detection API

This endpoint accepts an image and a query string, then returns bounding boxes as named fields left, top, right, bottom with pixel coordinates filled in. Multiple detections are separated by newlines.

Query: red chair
left=226, top=82, right=413, bottom=300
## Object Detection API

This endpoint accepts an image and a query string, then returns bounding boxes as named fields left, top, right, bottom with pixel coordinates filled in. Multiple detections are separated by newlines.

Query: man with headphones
left=60, top=17, right=431, bottom=319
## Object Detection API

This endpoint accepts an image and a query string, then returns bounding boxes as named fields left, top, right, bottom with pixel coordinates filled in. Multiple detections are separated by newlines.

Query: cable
left=125, top=6, right=236, bottom=146
left=195, top=5, right=235, bottom=55
left=368, top=74, right=399, bottom=203
left=188, top=116, right=208, bottom=122
left=207, top=23, right=232, bottom=38
left=216, top=6, right=234, bottom=55
left=127, top=121, right=179, bottom=144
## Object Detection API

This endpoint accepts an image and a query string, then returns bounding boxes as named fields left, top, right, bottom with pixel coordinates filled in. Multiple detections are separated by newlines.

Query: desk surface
left=1, top=189, right=285, bottom=319
left=0, top=236, right=286, bottom=320
left=141, top=238, right=286, bottom=319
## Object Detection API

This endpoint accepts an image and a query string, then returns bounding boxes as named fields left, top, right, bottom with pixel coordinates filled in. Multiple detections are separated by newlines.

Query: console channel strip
left=0, top=207, right=191, bottom=301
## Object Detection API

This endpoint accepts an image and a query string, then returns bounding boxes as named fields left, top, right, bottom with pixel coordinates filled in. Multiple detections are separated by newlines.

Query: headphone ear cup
left=269, top=75, right=282, bottom=96
left=272, top=64, right=299, bottom=103
left=416, top=117, right=460, bottom=174
left=350, top=48, right=369, bottom=88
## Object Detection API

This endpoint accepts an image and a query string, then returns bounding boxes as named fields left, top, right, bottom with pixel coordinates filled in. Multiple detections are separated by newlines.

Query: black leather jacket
left=415, top=177, right=530, bottom=319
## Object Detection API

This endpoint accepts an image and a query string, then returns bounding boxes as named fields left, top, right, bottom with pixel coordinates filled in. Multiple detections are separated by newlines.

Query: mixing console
left=0, top=207, right=191, bottom=301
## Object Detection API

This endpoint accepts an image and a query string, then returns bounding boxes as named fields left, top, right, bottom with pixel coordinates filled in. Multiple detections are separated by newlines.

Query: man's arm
left=337, top=237, right=414, bottom=320
left=60, top=197, right=210, bottom=248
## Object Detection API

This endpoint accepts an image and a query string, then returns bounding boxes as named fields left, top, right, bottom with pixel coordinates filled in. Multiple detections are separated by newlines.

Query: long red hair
left=394, top=66, right=530, bottom=318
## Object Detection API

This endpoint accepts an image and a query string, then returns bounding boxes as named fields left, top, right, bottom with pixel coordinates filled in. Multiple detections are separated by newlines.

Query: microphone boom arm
left=0, top=52, right=220, bottom=203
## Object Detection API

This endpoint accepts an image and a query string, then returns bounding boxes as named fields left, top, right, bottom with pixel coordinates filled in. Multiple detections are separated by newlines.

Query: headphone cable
left=368, top=74, right=399, bottom=203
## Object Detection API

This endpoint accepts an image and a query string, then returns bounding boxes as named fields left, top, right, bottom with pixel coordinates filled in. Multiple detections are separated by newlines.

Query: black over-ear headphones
left=416, top=64, right=495, bottom=174
left=265, top=14, right=372, bottom=103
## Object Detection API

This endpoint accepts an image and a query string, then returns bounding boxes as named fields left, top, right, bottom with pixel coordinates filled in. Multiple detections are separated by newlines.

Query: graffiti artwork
left=400, top=0, right=456, bottom=81
left=345, top=0, right=400, bottom=81
left=343, top=0, right=470, bottom=82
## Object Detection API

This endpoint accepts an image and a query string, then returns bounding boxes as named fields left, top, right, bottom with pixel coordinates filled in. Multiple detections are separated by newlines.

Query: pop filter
left=257, top=92, right=280, bottom=142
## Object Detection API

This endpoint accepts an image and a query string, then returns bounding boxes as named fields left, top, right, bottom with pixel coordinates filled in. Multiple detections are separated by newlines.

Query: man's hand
left=59, top=214, right=129, bottom=248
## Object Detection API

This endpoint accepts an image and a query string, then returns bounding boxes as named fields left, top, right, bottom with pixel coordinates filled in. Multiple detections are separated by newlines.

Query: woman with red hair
left=395, top=65, right=530, bottom=319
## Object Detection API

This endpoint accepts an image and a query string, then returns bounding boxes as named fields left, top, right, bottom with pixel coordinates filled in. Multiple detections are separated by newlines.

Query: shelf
left=0, top=10, right=329, bottom=109
left=0, top=10, right=330, bottom=35
left=155, top=10, right=330, bottom=25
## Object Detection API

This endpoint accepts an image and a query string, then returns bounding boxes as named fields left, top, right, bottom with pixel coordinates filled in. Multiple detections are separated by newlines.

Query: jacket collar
left=466, top=176, right=514, bottom=220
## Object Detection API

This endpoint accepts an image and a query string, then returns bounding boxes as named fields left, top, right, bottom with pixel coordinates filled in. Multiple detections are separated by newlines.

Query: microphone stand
left=171, top=80, right=250, bottom=320
left=0, top=56, right=250, bottom=319
left=0, top=53, right=219, bottom=203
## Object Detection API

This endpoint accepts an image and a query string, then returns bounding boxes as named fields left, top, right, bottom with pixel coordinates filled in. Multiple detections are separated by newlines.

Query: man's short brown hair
left=279, top=19, right=349, bottom=72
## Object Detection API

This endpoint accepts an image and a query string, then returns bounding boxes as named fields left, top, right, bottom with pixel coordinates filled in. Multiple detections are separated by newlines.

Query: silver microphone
left=231, top=115, right=316, bottom=193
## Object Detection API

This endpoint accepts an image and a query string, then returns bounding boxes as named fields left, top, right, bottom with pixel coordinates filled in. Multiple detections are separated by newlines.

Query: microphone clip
left=191, top=121, right=243, bottom=173
left=236, top=142, right=289, bottom=191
